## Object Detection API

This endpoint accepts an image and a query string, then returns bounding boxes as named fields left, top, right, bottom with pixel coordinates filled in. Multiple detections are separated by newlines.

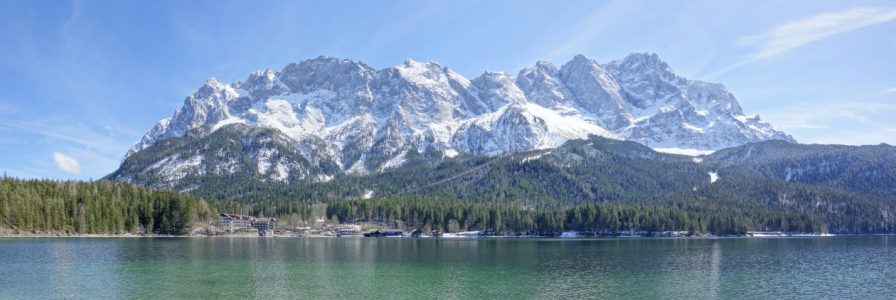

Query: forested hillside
left=167, top=136, right=896, bottom=235
left=323, top=196, right=825, bottom=236
left=707, top=140, right=896, bottom=197
left=0, top=177, right=216, bottom=235
left=10, top=133, right=894, bottom=236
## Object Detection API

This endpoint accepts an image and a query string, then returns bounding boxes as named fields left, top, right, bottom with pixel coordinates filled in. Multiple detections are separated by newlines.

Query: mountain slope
left=706, top=141, right=896, bottom=197
left=109, top=124, right=345, bottom=189
left=120, top=53, right=793, bottom=186
left=148, top=135, right=894, bottom=234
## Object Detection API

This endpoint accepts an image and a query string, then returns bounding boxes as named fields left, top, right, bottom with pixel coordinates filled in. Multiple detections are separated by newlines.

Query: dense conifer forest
left=8, top=136, right=894, bottom=236
left=0, top=177, right=215, bottom=235
left=322, top=196, right=826, bottom=235
left=181, top=137, right=896, bottom=235
left=2, top=172, right=889, bottom=235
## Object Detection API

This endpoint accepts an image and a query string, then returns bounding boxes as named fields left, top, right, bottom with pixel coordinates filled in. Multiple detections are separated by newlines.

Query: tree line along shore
left=1, top=177, right=835, bottom=237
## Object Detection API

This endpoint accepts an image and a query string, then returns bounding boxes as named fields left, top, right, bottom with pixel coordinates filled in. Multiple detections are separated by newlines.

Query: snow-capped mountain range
left=122, top=53, right=794, bottom=184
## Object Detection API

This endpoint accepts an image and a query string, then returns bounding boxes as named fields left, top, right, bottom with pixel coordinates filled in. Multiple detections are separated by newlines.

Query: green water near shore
left=2, top=236, right=894, bottom=299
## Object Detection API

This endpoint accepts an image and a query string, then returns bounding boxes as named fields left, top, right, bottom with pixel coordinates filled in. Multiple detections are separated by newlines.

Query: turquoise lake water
left=1, top=236, right=894, bottom=299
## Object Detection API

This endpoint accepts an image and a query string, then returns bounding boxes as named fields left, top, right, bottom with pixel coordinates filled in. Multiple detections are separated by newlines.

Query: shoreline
left=0, top=232, right=190, bottom=238
left=3, top=227, right=892, bottom=239
left=1, top=232, right=887, bottom=239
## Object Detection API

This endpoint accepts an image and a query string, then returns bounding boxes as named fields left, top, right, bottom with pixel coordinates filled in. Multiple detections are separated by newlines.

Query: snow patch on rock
left=380, top=150, right=408, bottom=171
left=125, top=53, right=795, bottom=181
left=653, top=148, right=715, bottom=156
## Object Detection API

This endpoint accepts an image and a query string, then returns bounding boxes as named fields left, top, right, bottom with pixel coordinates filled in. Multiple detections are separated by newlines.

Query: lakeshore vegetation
left=4, top=136, right=895, bottom=236
left=0, top=177, right=215, bottom=235
left=1, top=175, right=825, bottom=236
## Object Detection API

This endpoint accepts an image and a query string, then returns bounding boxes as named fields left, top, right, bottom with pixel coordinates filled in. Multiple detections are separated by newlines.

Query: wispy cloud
left=0, top=117, right=137, bottom=179
left=885, top=87, right=896, bottom=93
left=0, top=119, right=130, bottom=157
left=546, top=0, right=644, bottom=62
left=785, top=124, right=828, bottom=130
left=53, top=152, right=81, bottom=175
left=807, top=129, right=896, bottom=146
left=709, top=7, right=896, bottom=78
left=762, top=100, right=896, bottom=145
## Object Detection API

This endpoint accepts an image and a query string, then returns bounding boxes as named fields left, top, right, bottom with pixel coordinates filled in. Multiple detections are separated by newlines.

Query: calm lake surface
left=1, top=236, right=894, bottom=299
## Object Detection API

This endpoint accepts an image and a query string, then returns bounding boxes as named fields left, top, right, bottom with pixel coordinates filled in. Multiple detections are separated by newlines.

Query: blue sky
left=1, top=0, right=895, bottom=181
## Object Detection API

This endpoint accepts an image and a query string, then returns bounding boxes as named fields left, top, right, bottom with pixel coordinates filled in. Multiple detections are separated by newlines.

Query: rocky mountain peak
left=570, top=53, right=594, bottom=64
left=196, top=78, right=227, bottom=98
left=122, top=53, right=795, bottom=186
left=533, top=61, right=559, bottom=75
left=471, top=71, right=527, bottom=111
left=614, top=52, right=676, bottom=81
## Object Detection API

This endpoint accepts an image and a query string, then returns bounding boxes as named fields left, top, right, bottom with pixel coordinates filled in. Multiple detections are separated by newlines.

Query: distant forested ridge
left=10, top=135, right=892, bottom=237
left=122, top=136, right=894, bottom=235
left=707, top=140, right=896, bottom=197
left=0, top=177, right=216, bottom=235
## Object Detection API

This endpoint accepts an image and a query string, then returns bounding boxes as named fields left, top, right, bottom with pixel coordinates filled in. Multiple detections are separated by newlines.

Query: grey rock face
left=599, top=52, right=795, bottom=149
left=124, top=53, right=794, bottom=185
left=558, top=54, right=631, bottom=130
left=516, top=61, right=569, bottom=109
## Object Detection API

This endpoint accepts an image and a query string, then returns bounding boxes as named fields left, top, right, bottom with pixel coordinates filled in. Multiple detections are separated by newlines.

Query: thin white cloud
left=709, top=7, right=896, bottom=78
left=547, top=0, right=644, bottom=61
left=0, top=118, right=138, bottom=179
left=885, top=87, right=896, bottom=93
left=53, top=152, right=82, bottom=175
left=783, top=124, right=828, bottom=130
left=807, top=129, right=896, bottom=146
left=0, top=119, right=131, bottom=157
left=761, top=100, right=896, bottom=145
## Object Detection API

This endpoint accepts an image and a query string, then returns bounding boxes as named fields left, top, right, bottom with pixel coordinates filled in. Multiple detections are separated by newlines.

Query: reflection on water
left=1, top=236, right=894, bottom=298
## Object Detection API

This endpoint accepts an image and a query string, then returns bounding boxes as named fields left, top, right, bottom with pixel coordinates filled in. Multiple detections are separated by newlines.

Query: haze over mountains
left=115, top=53, right=794, bottom=186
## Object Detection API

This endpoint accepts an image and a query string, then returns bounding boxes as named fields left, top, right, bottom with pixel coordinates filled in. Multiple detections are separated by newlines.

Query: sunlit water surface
left=2, top=236, right=894, bottom=299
